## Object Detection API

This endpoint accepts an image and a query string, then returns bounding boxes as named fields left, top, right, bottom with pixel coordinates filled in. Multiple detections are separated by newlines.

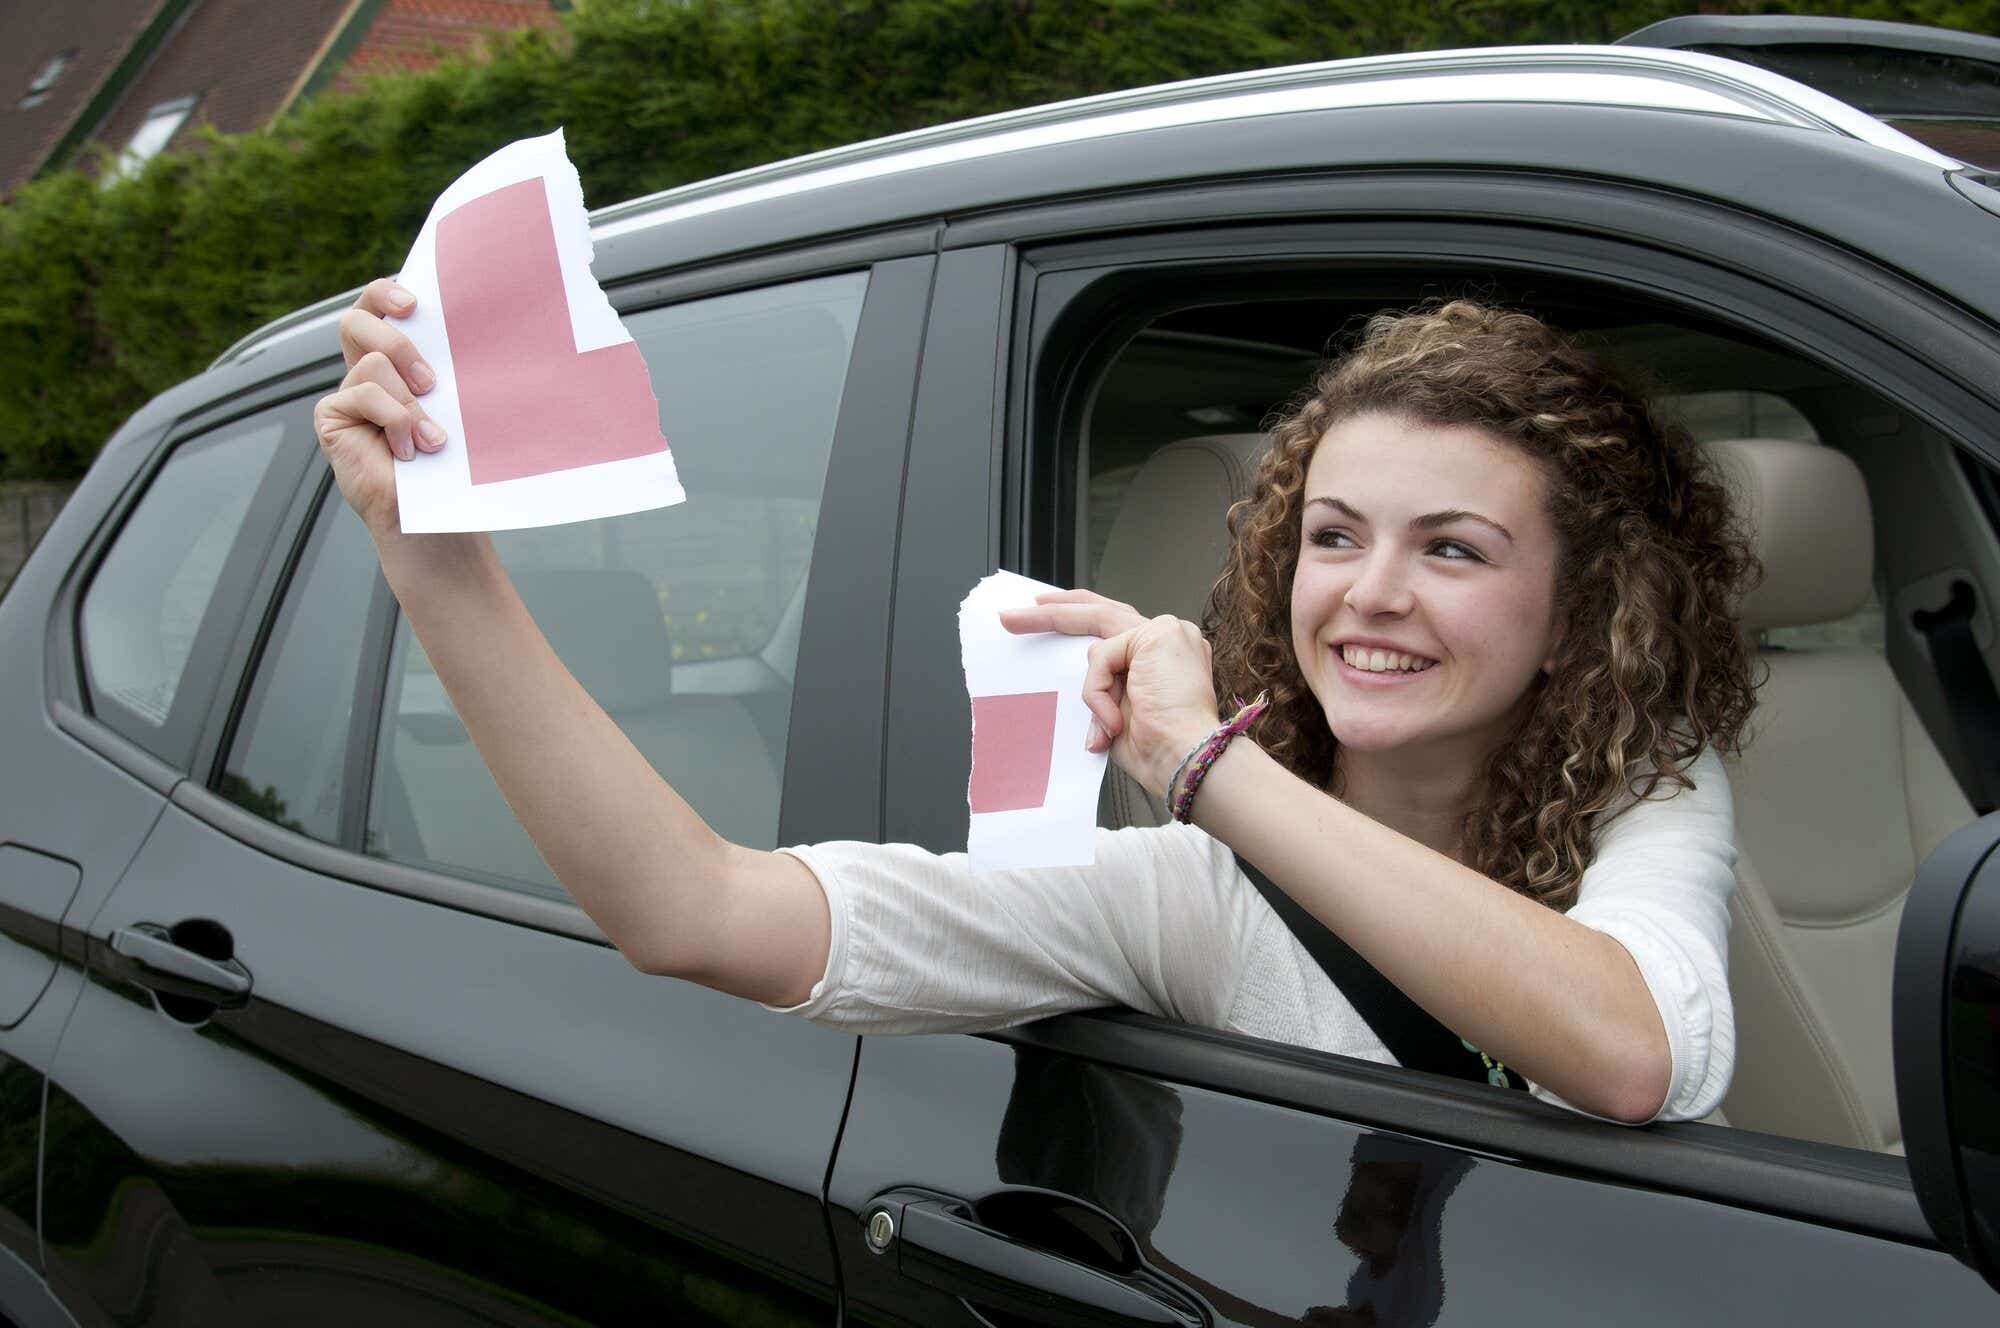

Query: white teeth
left=1341, top=645, right=1436, bottom=673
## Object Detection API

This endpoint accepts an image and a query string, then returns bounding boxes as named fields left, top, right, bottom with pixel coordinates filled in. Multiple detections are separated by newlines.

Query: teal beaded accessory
left=1462, top=1037, right=1513, bottom=1088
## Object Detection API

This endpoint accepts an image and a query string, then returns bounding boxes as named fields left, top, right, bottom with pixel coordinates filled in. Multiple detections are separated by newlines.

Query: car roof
left=213, top=42, right=1970, bottom=372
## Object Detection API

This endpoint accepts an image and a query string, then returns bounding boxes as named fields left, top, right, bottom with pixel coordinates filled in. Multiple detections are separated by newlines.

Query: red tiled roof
left=336, top=0, right=561, bottom=93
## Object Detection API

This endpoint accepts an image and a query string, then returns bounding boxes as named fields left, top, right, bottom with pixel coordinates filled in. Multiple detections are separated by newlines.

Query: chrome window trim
left=586, top=45, right=1954, bottom=242
left=211, top=44, right=1954, bottom=371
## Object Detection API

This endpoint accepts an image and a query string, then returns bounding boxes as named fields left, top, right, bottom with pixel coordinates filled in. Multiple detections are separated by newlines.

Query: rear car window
left=80, top=410, right=288, bottom=758
left=365, top=270, right=868, bottom=896
left=219, top=499, right=379, bottom=839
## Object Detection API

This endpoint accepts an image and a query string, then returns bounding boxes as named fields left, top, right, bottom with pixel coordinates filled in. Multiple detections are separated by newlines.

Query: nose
left=1343, top=547, right=1415, bottom=618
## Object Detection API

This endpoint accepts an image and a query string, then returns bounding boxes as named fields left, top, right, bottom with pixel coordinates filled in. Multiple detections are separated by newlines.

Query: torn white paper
left=960, top=571, right=1110, bottom=871
left=391, top=127, right=685, bottom=533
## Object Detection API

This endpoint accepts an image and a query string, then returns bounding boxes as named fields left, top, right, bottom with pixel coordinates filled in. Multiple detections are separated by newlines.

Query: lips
left=1337, top=643, right=1438, bottom=674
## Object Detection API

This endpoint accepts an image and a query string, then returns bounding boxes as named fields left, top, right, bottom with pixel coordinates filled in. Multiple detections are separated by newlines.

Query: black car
left=4, top=16, right=2000, bottom=1326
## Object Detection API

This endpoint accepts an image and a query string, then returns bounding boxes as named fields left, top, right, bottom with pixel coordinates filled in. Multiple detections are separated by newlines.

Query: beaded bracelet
left=1166, top=691, right=1270, bottom=823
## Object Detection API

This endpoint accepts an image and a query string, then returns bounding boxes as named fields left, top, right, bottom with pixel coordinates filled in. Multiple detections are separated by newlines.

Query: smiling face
left=1290, top=411, right=1563, bottom=767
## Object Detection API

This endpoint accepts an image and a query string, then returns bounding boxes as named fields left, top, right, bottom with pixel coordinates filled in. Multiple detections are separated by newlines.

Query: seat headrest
left=1705, top=438, right=1873, bottom=631
left=514, top=569, right=674, bottom=711
left=1096, top=432, right=1870, bottom=636
left=1095, top=434, right=1269, bottom=622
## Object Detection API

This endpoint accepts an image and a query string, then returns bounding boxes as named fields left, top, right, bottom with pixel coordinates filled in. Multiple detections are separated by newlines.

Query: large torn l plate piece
left=390, top=127, right=685, bottom=532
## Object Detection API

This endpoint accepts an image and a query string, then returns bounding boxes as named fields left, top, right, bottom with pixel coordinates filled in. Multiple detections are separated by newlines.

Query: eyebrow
left=1306, top=496, right=1515, bottom=544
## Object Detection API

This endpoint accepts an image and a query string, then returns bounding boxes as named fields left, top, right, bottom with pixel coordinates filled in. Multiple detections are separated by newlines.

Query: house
left=2, top=0, right=564, bottom=195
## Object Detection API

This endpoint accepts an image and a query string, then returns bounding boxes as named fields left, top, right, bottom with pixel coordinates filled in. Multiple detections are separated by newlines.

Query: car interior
left=1071, top=278, right=1998, bottom=1155
left=364, top=276, right=865, bottom=891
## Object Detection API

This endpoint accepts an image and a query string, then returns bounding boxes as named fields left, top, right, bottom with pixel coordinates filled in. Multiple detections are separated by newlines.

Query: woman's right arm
left=312, top=279, right=830, bottom=1004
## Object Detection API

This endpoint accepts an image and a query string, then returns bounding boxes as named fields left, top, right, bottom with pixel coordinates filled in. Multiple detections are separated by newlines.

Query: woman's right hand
left=310, top=278, right=448, bottom=538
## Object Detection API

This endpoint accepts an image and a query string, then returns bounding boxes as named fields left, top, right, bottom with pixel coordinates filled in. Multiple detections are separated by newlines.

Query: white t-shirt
left=767, top=748, right=1736, bottom=1123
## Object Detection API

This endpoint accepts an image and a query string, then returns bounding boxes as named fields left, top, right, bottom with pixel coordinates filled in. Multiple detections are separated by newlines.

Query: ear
left=1539, top=614, right=1563, bottom=675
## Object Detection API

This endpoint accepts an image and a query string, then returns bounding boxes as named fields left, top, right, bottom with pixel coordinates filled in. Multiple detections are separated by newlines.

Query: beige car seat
left=1709, top=439, right=1972, bottom=1151
left=1095, top=434, right=1268, bottom=829
left=1094, top=431, right=1975, bottom=1150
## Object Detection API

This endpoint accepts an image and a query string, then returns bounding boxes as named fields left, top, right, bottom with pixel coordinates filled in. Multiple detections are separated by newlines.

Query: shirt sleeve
left=1530, top=747, right=1737, bottom=1123
left=760, top=823, right=1259, bottom=1035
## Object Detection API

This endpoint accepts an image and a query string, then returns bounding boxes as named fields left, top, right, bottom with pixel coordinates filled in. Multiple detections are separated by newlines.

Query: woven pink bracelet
left=1167, top=692, right=1270, bottom=823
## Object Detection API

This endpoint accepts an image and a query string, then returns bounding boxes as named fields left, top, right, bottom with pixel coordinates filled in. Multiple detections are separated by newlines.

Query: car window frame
left=171, top=245, right=936, bottom=941
left=890, top=173, right=2000, bottom=1249
left=59, top=385, right=324, bottom=781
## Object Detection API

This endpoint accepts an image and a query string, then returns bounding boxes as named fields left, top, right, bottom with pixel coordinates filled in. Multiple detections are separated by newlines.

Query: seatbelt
left=1911, top=579, right=2000, bottom=814
left=1233, top=854, right=1522, bottom=1090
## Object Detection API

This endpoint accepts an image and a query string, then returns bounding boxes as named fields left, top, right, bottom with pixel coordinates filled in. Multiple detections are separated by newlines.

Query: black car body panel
left=43, top=796, right=852, bottom=1326
left=829, top=1032, right=2000, bottom=1328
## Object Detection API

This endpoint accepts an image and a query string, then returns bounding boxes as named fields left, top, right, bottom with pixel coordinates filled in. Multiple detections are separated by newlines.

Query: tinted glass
left=367, top=271, right=868, bottom=896
left=1692, top=43, right=2000, bottom=167
left=220, top=497, right=379, bottom=840
left=80, top=412, right=287, bottom=751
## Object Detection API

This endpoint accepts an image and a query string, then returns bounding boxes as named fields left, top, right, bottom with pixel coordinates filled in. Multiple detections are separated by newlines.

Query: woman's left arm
left=1185, top=740, right=1675, bottom=1122
left=1003, top=594, right=1681, bottom=1123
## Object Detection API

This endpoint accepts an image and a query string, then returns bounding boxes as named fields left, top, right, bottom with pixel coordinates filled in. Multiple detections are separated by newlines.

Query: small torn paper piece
left=391, top=127, right=684, bottom=533
left=960, top=571, right=1111, bottom=872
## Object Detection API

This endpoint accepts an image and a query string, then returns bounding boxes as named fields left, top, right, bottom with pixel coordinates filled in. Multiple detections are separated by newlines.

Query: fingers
left=341, top=279, right=434, bottom=391
left=316, top=353, right=448, bottom=464
left=1082, top=630, right=1136, bottom=749
left=320, top=381, right=418, bottom=461
left=1035, top=588, right=1127, bottom=606
left=1000, top=594, right=1145, bottom=639
left=359, top=276, right=416, bottom=318
left=347, top=351, right=447, bottom=456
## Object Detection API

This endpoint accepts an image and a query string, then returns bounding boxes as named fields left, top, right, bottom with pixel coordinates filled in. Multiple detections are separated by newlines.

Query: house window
left=19, top=50, right=75, bottom=109
left=111, top=95, right=197, bottom=180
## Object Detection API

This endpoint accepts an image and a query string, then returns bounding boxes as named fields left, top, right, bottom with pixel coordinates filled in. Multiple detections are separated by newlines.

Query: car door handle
left=106, top=922, right=253, bottom=1007
left=876, top=1192, right=1206, bottom=1328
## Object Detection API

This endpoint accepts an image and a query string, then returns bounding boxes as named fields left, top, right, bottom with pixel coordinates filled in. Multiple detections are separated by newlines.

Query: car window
left=218, top=498, right=379, bottom=839
left=1053, top=276, right=1997, bottom=1159
left=79, top=409, right=289, bottom=757
left=365, top=271, right=869, bottom=897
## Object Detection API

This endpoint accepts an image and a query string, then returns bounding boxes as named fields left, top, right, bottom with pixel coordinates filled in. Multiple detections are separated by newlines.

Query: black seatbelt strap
left=1233, top=854, right=1521, bottom=1089
left=1911, top=580, right=2000, bottom=814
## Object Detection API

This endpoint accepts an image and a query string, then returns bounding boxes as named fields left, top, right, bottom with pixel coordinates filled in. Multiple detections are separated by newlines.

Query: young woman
left=315, top=291, right=1757, bottom=1125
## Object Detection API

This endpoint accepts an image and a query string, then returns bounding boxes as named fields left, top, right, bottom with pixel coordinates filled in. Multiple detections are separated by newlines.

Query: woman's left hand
left=999, top=589, right=1220, bottom=798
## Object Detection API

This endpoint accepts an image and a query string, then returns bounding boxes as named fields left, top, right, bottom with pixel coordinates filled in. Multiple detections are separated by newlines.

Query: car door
left=38, top=254, right=931, bottom=1327
left=829, top=179, right=2000, bottom=1322
left=0, top=391, right=304, bottom=1328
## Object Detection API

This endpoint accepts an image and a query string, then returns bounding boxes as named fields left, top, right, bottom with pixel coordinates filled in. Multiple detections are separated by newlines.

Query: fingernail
left=409, top=360, right=435, bottom=391
left=417, top=419, right=445, bottom=449
left=390, top=286, right=415, bottom=311
left=396, top=438, right=414, bottom=462
left=1086, top=719, right=1105, bottom=751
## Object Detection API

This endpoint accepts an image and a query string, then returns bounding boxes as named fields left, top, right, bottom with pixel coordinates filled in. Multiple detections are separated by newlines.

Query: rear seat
left=383, top=568, right=781, bottom=886
left=1093, top=430, right=1974, bottom=1150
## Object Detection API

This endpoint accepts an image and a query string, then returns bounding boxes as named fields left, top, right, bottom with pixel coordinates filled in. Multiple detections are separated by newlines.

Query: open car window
left=1067, top=278, right=1992, bottom=1159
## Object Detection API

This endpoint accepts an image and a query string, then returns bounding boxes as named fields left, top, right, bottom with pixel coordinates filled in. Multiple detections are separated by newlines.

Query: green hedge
left=2, top=0, right=1995, bottom=478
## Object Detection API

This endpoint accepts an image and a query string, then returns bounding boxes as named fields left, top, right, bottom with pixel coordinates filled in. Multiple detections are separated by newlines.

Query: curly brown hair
left=1208, top=300, right=1760, bottom=909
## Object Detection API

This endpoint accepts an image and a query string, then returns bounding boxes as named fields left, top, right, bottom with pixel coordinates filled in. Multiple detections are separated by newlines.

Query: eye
left=1309, top=527, right=1357, bottom=550
left=1429, top=538, right=1485, bottom=563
